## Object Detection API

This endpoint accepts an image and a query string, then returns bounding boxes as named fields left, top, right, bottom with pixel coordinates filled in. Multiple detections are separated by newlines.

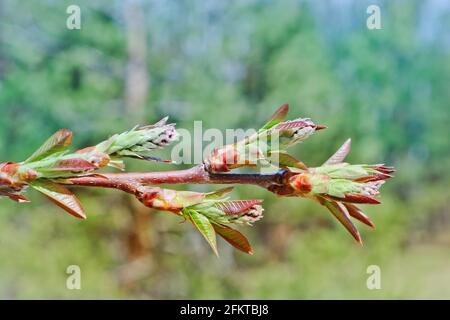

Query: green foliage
left=186, top=209, right=219, bottom=256
left=25, top=129, right=73, bottom=163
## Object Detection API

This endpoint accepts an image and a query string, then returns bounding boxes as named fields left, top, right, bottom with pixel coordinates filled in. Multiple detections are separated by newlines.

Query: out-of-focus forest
left=0, top=0, right=449, bottom=299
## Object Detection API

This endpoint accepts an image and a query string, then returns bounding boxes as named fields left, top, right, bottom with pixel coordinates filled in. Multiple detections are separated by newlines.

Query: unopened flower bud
left=205, top=143, right=263, bottom=173
left=136, top=186, right=205, bottom=213
left=148, top=123, right=178, bottom=148
left=234, top=205, right=264, bottom=225
left=96, top=117, right=178, bottom=162
left=290, top=163, right=392, bottom=244
left=206, top=199, right=264, bottom=226
left=205, top=145, right=239, bottom=172
left=273, top=118, right=325, bottom=148
left=289, top=163, right=393, bottom=205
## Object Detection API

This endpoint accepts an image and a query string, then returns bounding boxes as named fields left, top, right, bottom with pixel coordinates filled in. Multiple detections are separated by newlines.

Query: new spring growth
left=0, top=103, right=395, bottom=254
left=3, top=117, right=177, bottom=183
left=0, top=118, right=179, bottom=219
left=204, top=104, right=326, bottom=173
left=288, top=139, right=395, bottom=243
left=95, top=116, right=178, bottom=169
left=136, top=186, right=262, bottom=255
left=0, top=162, right=35, bottom=202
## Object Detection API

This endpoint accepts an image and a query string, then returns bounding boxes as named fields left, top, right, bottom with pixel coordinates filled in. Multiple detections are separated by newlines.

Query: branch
left=66, top=165, right=290, bottom=194
left=0, top=104, right=395, bottom=254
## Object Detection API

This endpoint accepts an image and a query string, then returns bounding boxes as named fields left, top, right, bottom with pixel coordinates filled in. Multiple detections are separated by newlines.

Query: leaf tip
left=278, top=103, right=289, bottom=114
left=314, top=125, right=327, bottom=131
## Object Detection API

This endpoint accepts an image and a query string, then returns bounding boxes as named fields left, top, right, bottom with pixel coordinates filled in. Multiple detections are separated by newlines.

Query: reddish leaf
left=344, top=203, right=375, bottom=229
left=325, top=194, right=381, bottom=204
left=315, top=125, right=327, bottom=131
left=323, top=139, right=351, bottom=166
left=213, top=224, right=253, bottom=254
left=205, top=187, right=234, bottom=199
left=29, top=180, right=86, bottom=219
left=321, top=197, right=362, bottom=244
left=355, top=174, right=393, bottom=182
left=7, top=193, right=30, bottom=203
left=214, top=200, right=263, bottom=215
left=42, top=158, right=98, bottom=172
left=378, top=167, right=396, bottom=174
left=25, top=129, right=73, bottom=163
left=343, top=194, right=381, bottom=204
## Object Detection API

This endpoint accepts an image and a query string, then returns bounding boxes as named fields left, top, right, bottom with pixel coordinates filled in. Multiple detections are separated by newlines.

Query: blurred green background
left=0, top=0, right=449, bottom=299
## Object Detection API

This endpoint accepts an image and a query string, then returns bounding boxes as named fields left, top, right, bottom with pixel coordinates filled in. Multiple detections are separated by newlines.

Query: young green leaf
left=176, top=191, right=206, bottom=208
left=259, top=103, right=289, bottom=131
left=213, top=223, right=253, bottom=254
left=270, top=151, right=308, bottom=169
left=205, top=187, right=234, bottom=199
left=188, top=210, right=218, bottom=256
left=29, top=180, right=86, bottom=219
left=25, top=129, right=73, bottom=163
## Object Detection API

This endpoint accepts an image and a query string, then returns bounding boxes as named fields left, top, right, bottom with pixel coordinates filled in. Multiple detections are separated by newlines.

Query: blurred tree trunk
left=124, top=0, right=149, bottom=122
left=123, top=0, right=153, bottom=275
left=0, top=0, right=5, bottom=79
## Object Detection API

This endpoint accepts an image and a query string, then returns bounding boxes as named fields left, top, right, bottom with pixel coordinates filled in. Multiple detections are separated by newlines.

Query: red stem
left=67, top=165, right=289, bottom=195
